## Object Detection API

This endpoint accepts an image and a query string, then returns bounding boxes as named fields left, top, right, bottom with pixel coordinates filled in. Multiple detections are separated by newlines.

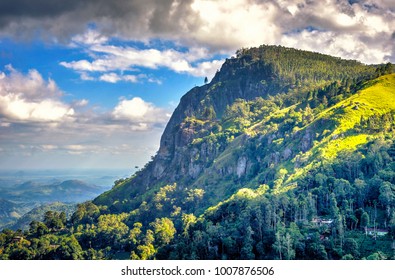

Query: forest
left=1, top=45, right=394, bottom=260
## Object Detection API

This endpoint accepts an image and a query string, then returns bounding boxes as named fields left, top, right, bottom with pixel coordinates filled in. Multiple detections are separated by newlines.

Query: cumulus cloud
left=0, top=66, right=74, bottom=122
left=0, top=94, right=75, bottom=122
left=0, top=66, right=171, bottom=168
left=112, top=97, right=171, bottom=125
left=276, top=0, right=395, bottom=63
left=0, top=65, right=61, bottom=99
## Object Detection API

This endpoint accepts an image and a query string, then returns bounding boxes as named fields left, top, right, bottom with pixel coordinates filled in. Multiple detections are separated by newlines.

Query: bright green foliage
left=151, top=218, right=176, bottom=246
left=2, top=47, right=395, bottom=260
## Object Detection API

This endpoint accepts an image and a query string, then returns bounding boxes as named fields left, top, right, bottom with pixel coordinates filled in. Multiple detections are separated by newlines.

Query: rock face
left=93, top=47, right=293, bottom=208
left=113, top=53, right=281, bottom=192
left=236, top=157, right=248, bottom=178
left=301, top=129, right=313, bottom=152
left=93, top=44, right=377, bottom=210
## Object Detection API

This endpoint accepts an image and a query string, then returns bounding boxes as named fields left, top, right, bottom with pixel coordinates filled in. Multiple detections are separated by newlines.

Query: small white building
left=312, top=217, right=334, bottom=227
left=365, top=227, right=388, bottom=237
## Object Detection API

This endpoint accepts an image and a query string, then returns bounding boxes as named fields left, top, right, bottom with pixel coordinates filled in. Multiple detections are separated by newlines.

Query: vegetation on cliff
left=1, top=45, right=394, bottom=260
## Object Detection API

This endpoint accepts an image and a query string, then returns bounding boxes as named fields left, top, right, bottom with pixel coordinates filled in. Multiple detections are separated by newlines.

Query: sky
left=0, top=0, right=394, bottom=171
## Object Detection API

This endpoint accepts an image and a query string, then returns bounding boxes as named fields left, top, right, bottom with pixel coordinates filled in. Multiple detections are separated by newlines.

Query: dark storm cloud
left=0, top=0, right=200, bottom=41
left=0, top=0, right=79, bottom=18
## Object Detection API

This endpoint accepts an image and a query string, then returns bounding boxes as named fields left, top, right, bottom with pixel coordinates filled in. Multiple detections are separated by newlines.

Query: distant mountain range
left=0, top=199, right=36, bottom=230
left=8, top=202, right=76, bottom=231
left=0, top=179, right=110, bottom=230
left=0, top=179, right=109, bottom=203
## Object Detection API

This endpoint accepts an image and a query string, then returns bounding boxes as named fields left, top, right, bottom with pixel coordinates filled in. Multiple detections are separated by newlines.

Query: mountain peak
left=94, top=45, right=386, bottom=211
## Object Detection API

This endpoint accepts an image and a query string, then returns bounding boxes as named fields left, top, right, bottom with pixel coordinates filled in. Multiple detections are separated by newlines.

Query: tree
left=379, top=182, right=395, bottom=218
left=131, top=229, right=156, bottom=260
left=341, top=254, right=354, bottom=260
left=273, top=224, right=285, bottom=260
left=240, top=226, right=255, bottom=259
left=202, top=106, right=216, bottom=120
left=29, top=221, right=49, bottom=237
left=43, top=211, right=64, bottom=231
left=129, top=222, right=143, bottom=248
left=329, top=193, right=340, bottom=217
left=186, top=188, right=205, bottom=209
left=182, top=214, right=197, bottom=238
left=97, top=213, right=129, bottom=249
left=52, top=235, right=84, bottom=260
left=383, top=62, right=393, bottom=75
left=71, top=201, right=100, bottom=225
left=343, top=238, right=359, bottom=258
left=360, top=212, right=369, bottom=229
left=204, top=77, right=208, bottom=84
left=303, top=104, right=314, bottom=124
left=367, top=251, right=387, bottom=260
left=151, top=218, right=176, bottom=246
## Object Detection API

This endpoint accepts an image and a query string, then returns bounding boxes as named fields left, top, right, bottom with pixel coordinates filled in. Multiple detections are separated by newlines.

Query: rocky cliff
left=93, top=44, right=378, bottom=212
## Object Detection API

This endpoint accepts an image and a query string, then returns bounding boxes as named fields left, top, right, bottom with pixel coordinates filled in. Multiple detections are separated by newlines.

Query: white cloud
left=60, top=59, right=108, bottom=72
left=188, top=59, right=224, bottom=79
left=0, top=67, right=75, bottom=122
left=0, top=94, right=75, bottom=122
left=58, top=0, right=395, bottom=84
left=0, top=122, right=11, bottom=127
left=123, top=75, right=138, bottom=83
left=63, top=144, right=103, bottom=155
left=188, top=0, right=395, bottom=63
left=79, top=72, right=95, bottom=81
left=280, top=29, right=390, bottom=64
left=0, top=66, right=170, bottom=169
left=0, top=93, right=170, bottom=169
left=112, top=97, right=170, bottom=125
left=74, top=99, right=89, bottom=107
left=99, top=73, right=138, bottom=83
left=0, top=65, right=61, bottom=99
left=41, top=144, right=58, bottom=150
left=99, top=73, right=122, bottom=83
left=61, top=39, right=226, bottom=79
left=71, top=29, right=108, bottom=46
left=190, top=0, right=281, bottom=50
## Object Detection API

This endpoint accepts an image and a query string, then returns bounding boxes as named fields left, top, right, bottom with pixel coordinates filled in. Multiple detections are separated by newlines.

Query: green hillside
left=1, top=46, right=394, bottom=260
left=317, top=74, right=395, bottom=157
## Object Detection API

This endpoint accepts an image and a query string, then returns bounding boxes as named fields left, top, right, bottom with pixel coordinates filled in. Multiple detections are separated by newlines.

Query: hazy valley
left=0, top=169, right=129, bottom=230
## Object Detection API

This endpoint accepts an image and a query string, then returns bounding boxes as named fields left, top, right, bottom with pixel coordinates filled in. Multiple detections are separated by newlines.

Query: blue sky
left=0, top=0, right=394, bottom=170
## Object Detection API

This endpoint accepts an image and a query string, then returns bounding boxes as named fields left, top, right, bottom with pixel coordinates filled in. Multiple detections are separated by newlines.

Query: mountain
left=1, top=45, right=394, bottom=260
left=2, top=179, right=109, bottom=203
left=0, top=179, right=109, bottom=231
left=0, top=199, right=35, bottom=229
left=94, top=45, right=378, bottom=211
left=8, top=202, right=76, bottom=231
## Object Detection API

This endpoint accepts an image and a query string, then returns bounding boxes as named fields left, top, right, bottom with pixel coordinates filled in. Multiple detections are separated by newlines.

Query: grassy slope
left=283, top=74, right=395, bottom=186
left=192, top=74, right=395, bottom=198
left=94, top=74, right=395, bottom=212
left=317, top=74, right=395, bottom=159
left=199, top=74, right=395, bottom=227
